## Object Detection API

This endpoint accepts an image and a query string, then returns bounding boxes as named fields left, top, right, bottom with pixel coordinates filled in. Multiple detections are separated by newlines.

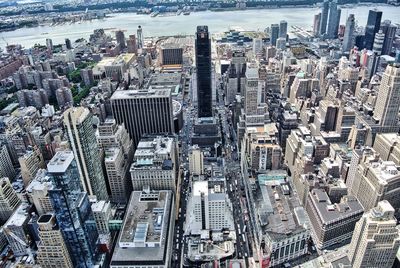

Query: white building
left=189, top=145, right=204, bottom=175
left=91, top=200, right=111, bottom=234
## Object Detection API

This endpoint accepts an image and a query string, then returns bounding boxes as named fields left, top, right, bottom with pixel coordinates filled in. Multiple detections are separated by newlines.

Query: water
left=0, top=4, right=399, bottom=48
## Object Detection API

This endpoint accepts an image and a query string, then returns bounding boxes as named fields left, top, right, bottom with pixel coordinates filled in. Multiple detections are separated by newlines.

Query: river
left=0, top=4, right=399, bottom=49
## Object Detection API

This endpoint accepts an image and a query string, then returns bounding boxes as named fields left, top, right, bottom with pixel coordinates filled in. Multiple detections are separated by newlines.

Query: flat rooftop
left=47, top=151, right=74, bottom=173
left=111, top=190, right=173, bottom=266
left=111, top=88, right=171, bottom=100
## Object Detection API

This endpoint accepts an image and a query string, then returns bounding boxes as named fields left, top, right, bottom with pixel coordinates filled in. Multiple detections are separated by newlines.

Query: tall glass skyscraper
left=270, top=24, right=279, bottom=46
left=47, top=151, right=99, bottom=268
left=319, top=0, right=329, bottom=36
left=63, top=107, right=108, bottom=201
left=343, top=14, right=356, bottom=52
left=364, top=9, right=382, bottom=50
left=195, top=25, right=212, bottom=118
left=326, top=0, right=340, bottom=39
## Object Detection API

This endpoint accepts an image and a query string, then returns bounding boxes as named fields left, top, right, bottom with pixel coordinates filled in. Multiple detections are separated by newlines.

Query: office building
left=373, top=64, right=400, bottom=132
left=65, top=38, right=72, bottom=49
left=18, top=146, right=45, bottom=187
left=115, top=30, right=126, bottom=50
left=364, top=9, right=382, bottom=50
left=110, top=190, right=175, bottom=268
left=130, top=136, right=177, bottom=192
left=160, top=43, right=183, bottom=65
left=127, top=34, right=137, bottom=54
left=373, top=30, right=385, bottom=55
left=47, top=151, right=99, bottom=268
left=189, top=181, right=233, bottom=232
left=111, top=89, right=174, bottom=149
left=0, top=145, right=15, bottom=180
left=97, top=119, right=134, bottom=204
left=326, top=0, right=340, bottom=39
left=306, top=189, right=363, bottom=249
left=92, top=200, right=111, bottom=234
left=64, top=107, right=108, bottom=200
left=342, top=14, right=355, bottom=52
left=46, top=38, right=53, bottom=51
left=254, top=177, right=310, bottom=267
left=270, top=24, right=279, bottom=46
left=189, top=145, right=204, bottom=176
left=195, top=26, right=212, bottom=118
left=26, top=170, right=54, bottom=216
left=348, top=200, right=400, bottom=268
left=319, top=0, right=330, bottom=36
left=373, top=133, right=400, bottom=165
left=279, top=20, right=288, bottom=39
left=0, top=177, right=21, bottom=224
left=346, top=146, right=375, bottom=192
left=37, top=214, right=73, bottom=268
left=137, top=25, right=143, bottom=49
left=313, top=13, right=321, bottom=36
left=381, top=20, right=397, bottom=55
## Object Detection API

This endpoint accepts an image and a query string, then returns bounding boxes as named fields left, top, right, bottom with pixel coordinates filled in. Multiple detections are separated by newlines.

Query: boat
left=150, top=11, right=159, bottom=17
left=183, top=11, right=190, bottom=15
left=176, top=10, right=182, bottom=15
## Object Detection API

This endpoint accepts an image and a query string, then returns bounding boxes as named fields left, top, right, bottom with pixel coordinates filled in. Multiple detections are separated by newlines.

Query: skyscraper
left=127, top=34, right=137, bottom=54
left=36, top=214, right=73, bottom=268
left=270, top=24, right=279, bottom=46
left=364, top=9, right=382, bottom=50
left=47, top=151, right=99, bottom=268
left=313, top=13, right=321, bottom=36
left=342, top=14, right=356, bottom=52
left=0, top=177, right=21, bottom=224
left=319, top=0, right=330, bottom=36
left=279, top=20, right=288, bottom=39
left=381, top=20, right=397, bottom=55
left=348, top=200, right=400, bottom=268
left=195, top=25, right=212, bottom=118
left=326, top=0, right=340, bottom=39
left=115, top=30, right=126, bottom=50
left=63, top=107, right=108, bottom=200
left=111, top=89, right=174, bottom=149
left=65, top=38, right=72, bottom=49
left=373, top=64, right=400, bottom=130
left=137, top=25, right=143, bottom=49
left=372, top=30, right=385, bottom=55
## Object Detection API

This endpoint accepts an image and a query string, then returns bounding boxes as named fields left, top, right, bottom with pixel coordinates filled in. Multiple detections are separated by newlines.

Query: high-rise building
left=195, top=25, right=212, bottom=118
left=91, top=200, right=111, bottom=234
left=26, top=170, right=54, bottom=216
left=342, top=14, right=355, bottom=52
left=326, top=0, right=340, bottom=39
left=46, top=38, right=53, bottom=51
left=127, top=34, right=137, bottom=54
left=373, top=30, right=385, bottom=55
left=373, top=64, right=400, bottom=131
left=279, top=20, right=288, bottom=39
left=115, top=30, right=126, bottom=50
left=110, top=190, right=175, bottom=268
left=63, top=107, right=108, bottom=200
left=0, top=177, right=21, bottom=224
left=111, top=89, right=174, bottom=149
left=313, top=13, right=321, bottom=36
left=319, top=0, right=330, bottom=36
left=0, top=144, right=15, bottom=180
left=189, top=145, right=204, bottom=176
left=381, top=20, right=397, bottom=55
left=373, top=133, right=400, bottom=165
left=47, top=151, right=99, bottom=268
left=137, top=25, right=143, bottom=49
left=270, top=24, right=279, bottom=46
left=130, top=135, right=178, bottom=192
left=160, top=42, right=183, bottom=65
left=65, top=38, right=72, bottom=49
left=97, top=119, right=133, bottom=204
left=18, top=145, right=45, bottom=187
left=364, top=9, right=383, bottom=50
left=348, top=200, right=400, bottom=268
left=37, top=214, right=73, bottom=268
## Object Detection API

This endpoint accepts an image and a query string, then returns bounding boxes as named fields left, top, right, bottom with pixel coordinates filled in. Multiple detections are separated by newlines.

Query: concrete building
left=0, top=177, right=21, bottom=224
left=25, top=170, right=53, bottom=216
left=64, top=107, right=108, bottom=200
left=37, top=214, right=73, bottom=268
left=0, top=145, right=15, bottom=180
left=130, top=136, right=178, bottom=192
left=348, top=200, right=400, bottom=268
left=97, top=119, right=133, bottom=204
left=189, top=145, right=204, bottom=175
left=92, top=200, right=111, bottom=234
left=80, top=68, right=94, bottom=87
left=127, top=35, right=137, bottom=54
left=373, top=133, right=400, bottom=165
left=18, top=146, right=45, bottom=187
left=93, top=54, right=135, bottom=81
left=111, top=89, right=174, bottom=149
left=254, top=177, right=310, bottom=267
left=346, top=146, right=375, bottom=192
left=55, top=87, right=73, bottom=108
left=306, top=188, right=363, bottom=249
left=189, top=180, right=233, bottom=233
left=373, top=30, right=385, bottom=55
left=352, top=158, right=400, bottom=214
left=110, top=190, right=175, bottom=268
left=17, top=89, right=49, bottom=109
left=160, top=42, right=183, bottom=65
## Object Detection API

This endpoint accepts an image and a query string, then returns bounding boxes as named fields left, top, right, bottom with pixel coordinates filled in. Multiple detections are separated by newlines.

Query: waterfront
left=1, top=4, right=400, bottom=49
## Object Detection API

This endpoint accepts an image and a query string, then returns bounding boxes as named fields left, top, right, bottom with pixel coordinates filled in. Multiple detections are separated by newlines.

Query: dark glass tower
left=319, top=0, right=329, bottom=36
left=195, top=26, right=212, bottom=118
left=364, top=10, right=382, bottom=50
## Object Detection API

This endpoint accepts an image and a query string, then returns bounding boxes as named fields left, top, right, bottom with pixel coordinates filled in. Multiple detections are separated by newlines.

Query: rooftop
left=47, top=151, right=74, bottom=173
left=111, top=190, right=173, bottom=265
left=111, top=88, right=171, bottom=100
